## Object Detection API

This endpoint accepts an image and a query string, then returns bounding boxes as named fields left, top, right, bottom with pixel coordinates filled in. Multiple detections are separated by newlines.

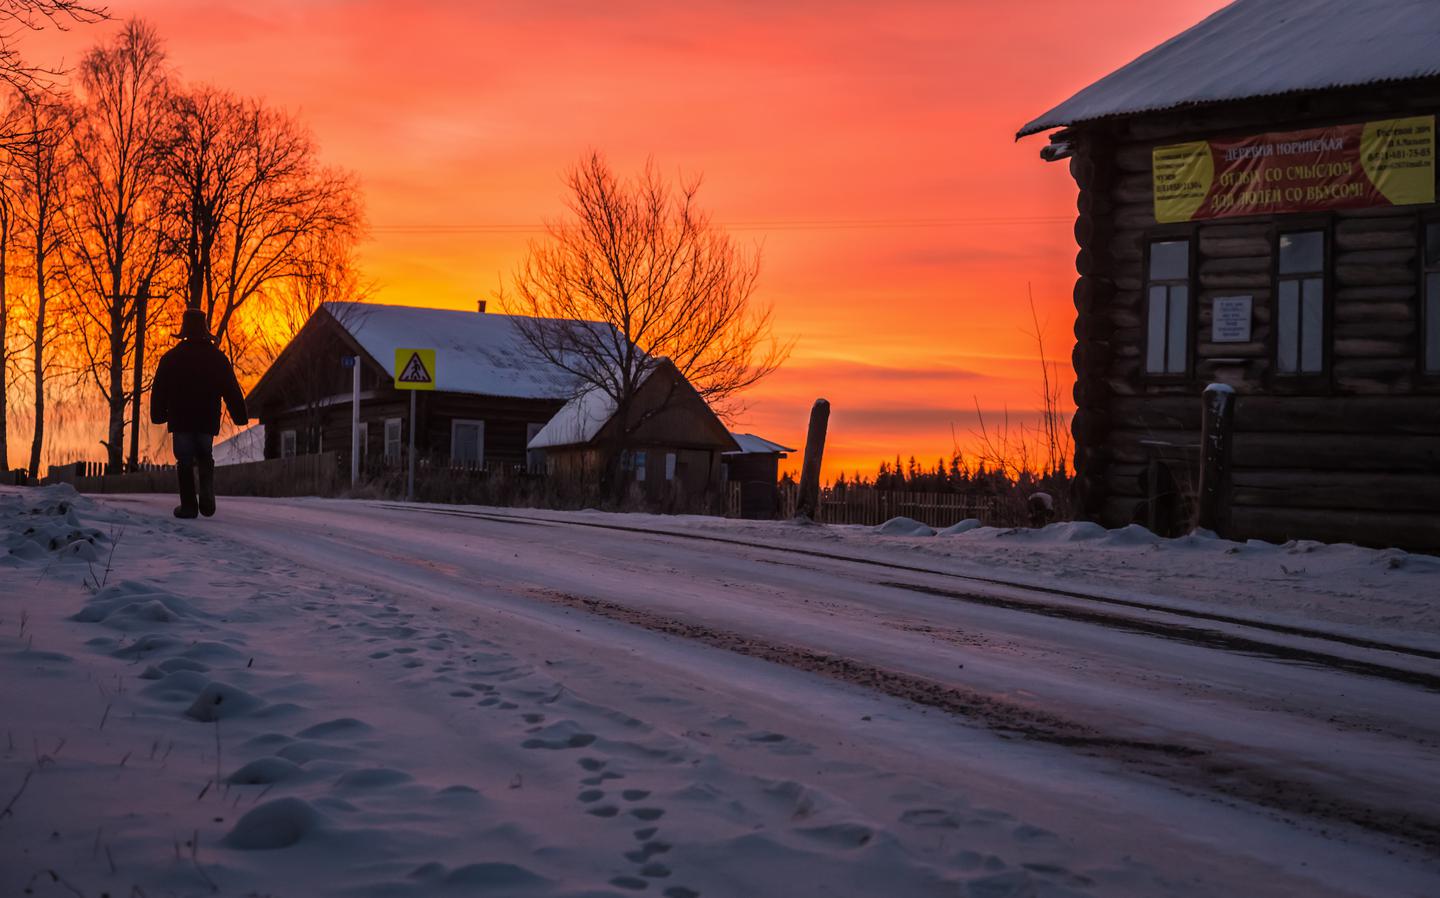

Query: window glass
left=1166, top=285, right=1188, bottom=374
left=634, top=450, right=647, bottom=482
left=1301, top=279, right=1325, bottom=373
left=1426, top=223, right=1440, bottom=269
left=665, top=452, right=677, bottom=482
left=1277, top=280, right=1300, bottom=373
left=1279, top=231, right=1324, bottom=274
left=451, top=421, right=483, bottom=465
left=384, top=418, right=402, bottom=461
left=281, top=430, right=297, bottom=459
left=1149, top=240, right=1188, bottom=280
left=1146, top=286, right=1168, bottom=373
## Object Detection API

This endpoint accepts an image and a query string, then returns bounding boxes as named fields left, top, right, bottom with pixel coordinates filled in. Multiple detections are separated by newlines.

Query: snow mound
left=938, top=518, right=983, bottom=536
left=1043, top=521, right=1106, bottom=542
left=74, top=585, right=204, bottom=629
left=297, top=717, right=373, bottom=740
left=227, top=757, right=306, bottom=785
left=875, top=517, right=935, bottom=537
left=184, top=681, right=266, bottom=722
left=335, top=767, right=414, bottom=789
left=224, top=798, right=327, bottom=850
left=1099, top=524, right=1163, bottom=547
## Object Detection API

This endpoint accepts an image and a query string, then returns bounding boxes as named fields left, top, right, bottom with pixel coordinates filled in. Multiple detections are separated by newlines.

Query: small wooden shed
left=527, top=359, right=739, bottom=499
left=1020, top=0, right=1440, bottom=549
left=723, top=433, right=795, bottom=519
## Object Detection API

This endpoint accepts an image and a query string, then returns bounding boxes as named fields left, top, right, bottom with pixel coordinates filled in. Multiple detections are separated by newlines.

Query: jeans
left=173, top=432, right=215, bottom=467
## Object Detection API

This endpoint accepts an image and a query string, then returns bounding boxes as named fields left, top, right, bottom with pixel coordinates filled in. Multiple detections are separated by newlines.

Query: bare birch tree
left=0, top=101, right=19, bottom=474
left=506, top=153, right=788, bottom=475
left=60, top=18, right=169, bottom=471
left=14, top=87, right=70, bottom=477
left=160, top=87, right=361, bottom=368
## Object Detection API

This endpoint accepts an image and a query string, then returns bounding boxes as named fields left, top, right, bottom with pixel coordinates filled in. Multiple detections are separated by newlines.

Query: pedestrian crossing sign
left=394, top=348, right=436, bottom=390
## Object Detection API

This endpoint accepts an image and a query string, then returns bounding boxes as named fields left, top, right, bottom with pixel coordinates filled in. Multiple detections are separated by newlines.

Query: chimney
left=477, top=299, right=488, bottom=314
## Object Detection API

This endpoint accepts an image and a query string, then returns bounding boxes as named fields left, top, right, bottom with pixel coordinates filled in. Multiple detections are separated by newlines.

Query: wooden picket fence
left=54, top=452, right=343, bottom=498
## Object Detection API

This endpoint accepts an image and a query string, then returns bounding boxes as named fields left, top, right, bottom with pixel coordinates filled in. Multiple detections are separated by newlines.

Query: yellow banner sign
left=394, top=348, right=436, bottom=391
left=1154, top=115, right=1435, bottom=223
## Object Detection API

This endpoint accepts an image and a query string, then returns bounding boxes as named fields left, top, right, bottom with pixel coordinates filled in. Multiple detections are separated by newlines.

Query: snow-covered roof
left=325, top=302, right=605, bottom=400
left=526, top=383, right=621, bottom=449
left=526, top=366, right=661, bottom=450
left=1018, top=0, right=1440, bottom=138
left=725, top=433, right=795, bottom=455
left=214, top=424, right=265, bottom=466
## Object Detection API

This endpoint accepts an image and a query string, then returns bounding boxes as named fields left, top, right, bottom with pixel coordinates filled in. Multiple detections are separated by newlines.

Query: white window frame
left=384, top=417, right=402, bottom=463
left=665, top=452, right=677, bottom=481
left=450, top=419, right=485, bottom=467
left=280, top=429, right=297, bottom=459
left=1276, top=230, right=1326, bottom=376
left=1145, top=238, right=1190, bottom=375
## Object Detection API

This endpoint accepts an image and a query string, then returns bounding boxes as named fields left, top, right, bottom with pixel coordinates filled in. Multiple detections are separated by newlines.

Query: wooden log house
left=1020, top=0, right=1440, bottom=550
left=247, top=302, right=588, bottom=474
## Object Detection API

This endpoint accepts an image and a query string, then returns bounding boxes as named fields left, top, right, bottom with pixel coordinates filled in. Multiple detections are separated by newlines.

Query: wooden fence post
left=794, top=398, right=831, bottom=520
left=1197, top=383, right=1235, bottom=534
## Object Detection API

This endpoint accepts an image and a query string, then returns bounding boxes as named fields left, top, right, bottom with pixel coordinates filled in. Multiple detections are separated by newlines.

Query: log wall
left=1067, top=79, right=1440, bottom=549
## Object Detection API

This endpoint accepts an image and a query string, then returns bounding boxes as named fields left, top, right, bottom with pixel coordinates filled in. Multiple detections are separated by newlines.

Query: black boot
left=198, top=459, right=217, bottom=517
left=174, top=465, right=198, bottom=519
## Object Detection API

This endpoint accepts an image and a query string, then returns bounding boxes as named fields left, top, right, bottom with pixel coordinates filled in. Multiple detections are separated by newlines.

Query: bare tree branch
left=505, top=152, right=790, bottom=440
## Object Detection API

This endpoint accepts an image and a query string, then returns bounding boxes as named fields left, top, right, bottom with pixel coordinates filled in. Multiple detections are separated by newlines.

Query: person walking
left=150, top=309, right=248, bottom=519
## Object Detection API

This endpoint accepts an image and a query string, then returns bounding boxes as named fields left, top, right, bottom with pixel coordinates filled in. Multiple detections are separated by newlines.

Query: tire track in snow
left=378, top=504, right=1440, bottom=688
left=531, top=587, right=1440, bottom=856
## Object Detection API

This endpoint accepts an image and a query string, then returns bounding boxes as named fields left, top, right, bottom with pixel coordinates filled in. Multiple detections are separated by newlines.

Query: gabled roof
left=1018, top=0, right=1440, bottom=138
left=726, top=433, right=795, bottom=455
left=323, top=301, right=610, bottom=400
left=527, top=360, right=738, bottom=453
left=527, top=366, right=659, bottom=450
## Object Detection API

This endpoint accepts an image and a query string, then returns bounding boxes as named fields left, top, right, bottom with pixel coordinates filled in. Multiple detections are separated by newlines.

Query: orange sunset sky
left=25, top=0, right=1228, bottom=478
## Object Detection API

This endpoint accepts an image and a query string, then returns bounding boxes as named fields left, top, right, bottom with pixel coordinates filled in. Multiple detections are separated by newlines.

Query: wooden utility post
left=795, top=398, right=830, bottom=520
left=1197, top=383, right=1235, bottom=534
left=346, top=355, right=361, bottom=488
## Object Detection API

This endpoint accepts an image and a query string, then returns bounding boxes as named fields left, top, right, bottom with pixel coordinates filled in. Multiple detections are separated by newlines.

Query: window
left=526, top=423, right=545, bottom=474
left=451, top=419, right=485, bottom=467
left=1145, top=239, right=1190, bottom=375
left=384, top=418, right=402, bottom=463
left=356, top=423, right=368, bottom=470
left=665, top=452, right=677, bottom=482
left=634, top=450, right=647, bottom=482
left=1426, top=223, right=1440, bottom=374
left=1276, top=230, right=1326, bottom=375
left=280, top=429, right=297, bottom=459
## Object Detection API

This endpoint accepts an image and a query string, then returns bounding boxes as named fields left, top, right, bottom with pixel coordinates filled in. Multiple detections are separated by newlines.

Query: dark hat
left=179, top=309, right=211, bottom=341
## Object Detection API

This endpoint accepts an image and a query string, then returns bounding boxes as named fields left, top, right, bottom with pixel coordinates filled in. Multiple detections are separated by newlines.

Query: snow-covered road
left=3, top=489, right=1438, bottom=897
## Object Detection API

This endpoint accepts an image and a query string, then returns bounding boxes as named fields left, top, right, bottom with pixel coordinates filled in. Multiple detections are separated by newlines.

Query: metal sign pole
left=350, top=356, right=360, bottom=488
left=407, top=390, right=417, bottom=501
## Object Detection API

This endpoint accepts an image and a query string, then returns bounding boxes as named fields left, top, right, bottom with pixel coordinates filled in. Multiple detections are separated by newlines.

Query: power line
left=369, top=215, right=1073, bottom=236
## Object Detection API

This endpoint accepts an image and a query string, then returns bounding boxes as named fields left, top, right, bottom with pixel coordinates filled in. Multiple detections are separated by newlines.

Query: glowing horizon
left=12, top=0, right=1229, bottom=479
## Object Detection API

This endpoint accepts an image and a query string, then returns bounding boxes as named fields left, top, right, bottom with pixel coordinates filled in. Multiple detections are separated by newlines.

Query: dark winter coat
left=150, top=338, right=249, bottom=435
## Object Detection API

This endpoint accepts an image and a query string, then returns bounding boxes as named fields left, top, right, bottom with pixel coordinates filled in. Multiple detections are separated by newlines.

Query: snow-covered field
left=2, top=486, right=1438, bottom=897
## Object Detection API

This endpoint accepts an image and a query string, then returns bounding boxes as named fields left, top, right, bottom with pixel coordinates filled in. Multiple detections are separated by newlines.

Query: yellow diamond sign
left=394, top=348, right=436, bottom=391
